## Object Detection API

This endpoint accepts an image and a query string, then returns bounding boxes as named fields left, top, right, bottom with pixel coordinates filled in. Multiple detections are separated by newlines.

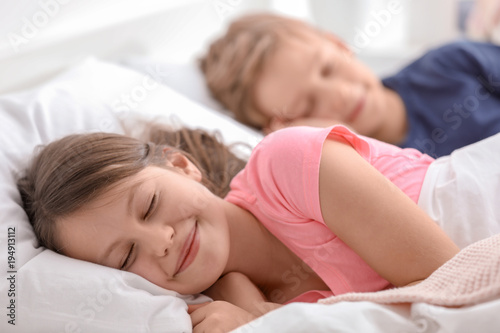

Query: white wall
left=0, top=0, right=469, bottom=93
left=307, top=0, right=462, bottom=75
left=0, top=0, right=272, bottom=94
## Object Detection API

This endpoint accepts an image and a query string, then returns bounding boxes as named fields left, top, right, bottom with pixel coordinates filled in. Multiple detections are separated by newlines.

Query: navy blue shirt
left=382, top=40, right=500, bottom=157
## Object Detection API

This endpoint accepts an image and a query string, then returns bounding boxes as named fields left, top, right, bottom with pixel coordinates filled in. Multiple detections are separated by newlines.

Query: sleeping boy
left=200, top=13, right=500, bottom=157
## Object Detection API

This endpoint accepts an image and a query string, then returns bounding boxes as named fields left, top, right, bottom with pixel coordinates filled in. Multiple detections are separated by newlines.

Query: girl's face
left=57, top=161, right=231, bottom=295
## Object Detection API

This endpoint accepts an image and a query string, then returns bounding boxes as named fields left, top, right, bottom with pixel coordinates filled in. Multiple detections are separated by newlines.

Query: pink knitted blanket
left=320, top=234, right=500, bottom=307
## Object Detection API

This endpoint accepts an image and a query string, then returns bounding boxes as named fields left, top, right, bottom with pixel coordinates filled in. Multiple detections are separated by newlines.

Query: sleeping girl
left=17, top=123, right=464, bottom=332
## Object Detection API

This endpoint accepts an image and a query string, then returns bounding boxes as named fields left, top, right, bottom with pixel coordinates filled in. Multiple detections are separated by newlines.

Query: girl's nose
left=151, top=225, right=174, bottom=257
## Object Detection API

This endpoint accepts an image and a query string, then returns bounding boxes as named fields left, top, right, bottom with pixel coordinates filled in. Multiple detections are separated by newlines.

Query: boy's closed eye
left=321, top=63, right=333, bottom=78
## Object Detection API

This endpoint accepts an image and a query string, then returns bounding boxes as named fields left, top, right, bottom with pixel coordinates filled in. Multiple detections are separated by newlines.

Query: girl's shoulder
left=250, top=125, right=373, bottom=163
left=248, top=126, right=335, bottom=165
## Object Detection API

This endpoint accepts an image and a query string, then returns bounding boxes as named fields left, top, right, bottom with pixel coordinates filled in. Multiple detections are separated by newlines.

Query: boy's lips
left=348, top=95, right=366, bottom=123
left=174, top=222, right=200, bottom=276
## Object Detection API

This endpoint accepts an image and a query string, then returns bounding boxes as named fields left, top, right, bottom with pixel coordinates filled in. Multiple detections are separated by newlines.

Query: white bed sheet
left=235, top=299, right=500, bottom=333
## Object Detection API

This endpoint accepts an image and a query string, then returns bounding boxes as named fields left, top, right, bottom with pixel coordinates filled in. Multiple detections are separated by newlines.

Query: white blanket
left=418, top=131, right=500, bottom=249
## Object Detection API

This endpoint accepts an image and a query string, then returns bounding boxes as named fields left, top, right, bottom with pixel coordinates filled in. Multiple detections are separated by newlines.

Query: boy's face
left=253, top=32, right=390, bottom=136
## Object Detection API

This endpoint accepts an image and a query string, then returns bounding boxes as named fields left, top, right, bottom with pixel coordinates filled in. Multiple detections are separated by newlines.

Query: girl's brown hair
left=17, top=124, right=246, bottom=251
left=199, top=13, right=319, bottom=129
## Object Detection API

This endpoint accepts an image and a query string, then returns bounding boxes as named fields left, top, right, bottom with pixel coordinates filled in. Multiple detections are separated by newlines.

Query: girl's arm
left=318, top=138, right=459, bottom=287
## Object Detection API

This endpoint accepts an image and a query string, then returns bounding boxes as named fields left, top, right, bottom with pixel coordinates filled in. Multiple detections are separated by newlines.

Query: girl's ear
left=163, top=148, right=202, bottom=182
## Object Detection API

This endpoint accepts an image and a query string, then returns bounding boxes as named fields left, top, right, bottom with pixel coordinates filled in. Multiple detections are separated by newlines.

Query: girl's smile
left=57, top=163, right=231, bottom=295
left=175, top=221, right=200, bottom=275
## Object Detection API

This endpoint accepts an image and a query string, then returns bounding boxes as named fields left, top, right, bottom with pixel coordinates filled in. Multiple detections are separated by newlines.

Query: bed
left=1, top=1, right=500, bottom=332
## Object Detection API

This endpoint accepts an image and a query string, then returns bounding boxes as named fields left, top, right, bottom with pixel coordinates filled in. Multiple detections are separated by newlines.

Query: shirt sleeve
left=240, top=126, right=327, bottom=223
left=230, top=126, right=372, bottom=225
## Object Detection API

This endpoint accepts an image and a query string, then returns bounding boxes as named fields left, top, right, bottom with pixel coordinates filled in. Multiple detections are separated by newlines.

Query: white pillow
left=119, top=57, right=228, bottom=114
left=0, top=57, right=263, bottom=333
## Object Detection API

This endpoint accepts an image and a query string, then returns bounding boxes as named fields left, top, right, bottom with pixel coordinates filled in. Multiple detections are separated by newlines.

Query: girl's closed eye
left=120, top=191, right=159, bottom=271
left=144, top=192, right=158, bottom=219
left=121, top=243, right=135, bottom=270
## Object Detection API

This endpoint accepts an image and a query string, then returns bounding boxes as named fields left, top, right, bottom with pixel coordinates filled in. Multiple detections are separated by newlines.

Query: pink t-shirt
left=225, top=126, right=434, bottom=303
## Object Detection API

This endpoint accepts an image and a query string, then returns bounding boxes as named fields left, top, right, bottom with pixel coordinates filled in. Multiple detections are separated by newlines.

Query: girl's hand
left=204, top=271, right=281, bottom=317
left=188, top=301, right=256, bottom=333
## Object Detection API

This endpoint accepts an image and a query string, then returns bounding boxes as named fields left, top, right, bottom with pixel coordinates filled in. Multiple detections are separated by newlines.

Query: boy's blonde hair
left=200, top=13, right=320, bottom=129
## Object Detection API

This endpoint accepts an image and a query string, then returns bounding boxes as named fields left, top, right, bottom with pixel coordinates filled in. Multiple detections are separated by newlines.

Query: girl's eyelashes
left=120, top=243, right=135, bottom=270
left=119, top=191, right=158, bottom=270
left=144, top=193, right=158, bottom=219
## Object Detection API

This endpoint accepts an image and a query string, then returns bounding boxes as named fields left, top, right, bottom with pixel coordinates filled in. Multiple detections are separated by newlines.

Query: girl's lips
left=348, top=95, right=366, bottom=123
left=175, top=223, right=200, bottom=275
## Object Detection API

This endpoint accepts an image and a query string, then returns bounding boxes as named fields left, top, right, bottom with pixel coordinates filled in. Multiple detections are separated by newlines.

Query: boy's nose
left=314, top=83, right=343, bottom=118
left=320, top=81, right=351, bottom=116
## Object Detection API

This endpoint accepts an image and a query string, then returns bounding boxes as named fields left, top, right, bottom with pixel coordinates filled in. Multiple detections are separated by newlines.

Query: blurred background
left=0, top=0, right=498, bottom=94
